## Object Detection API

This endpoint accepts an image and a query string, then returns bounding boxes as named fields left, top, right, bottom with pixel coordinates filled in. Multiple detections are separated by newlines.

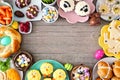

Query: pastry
left=60, top=0, right=75, bottom=12
left=13, top=51, right=33, bottom=71
left=0, top=26, right=21, bottom=58
left=27, top=70, right=41, bottom=80
left=111, top=76, right=120, bottom=80
left=75, top=1, right=91, bottom=16
left=40, top=62, right=53, bottom=77
left=96, top=77, right=109, bottom=80
left=71, top=64, right=91, bottom=80
left=97, top=61, right=113, bottom=79
left=98, top=4, right=110, bottom=15
left=26, top=5, right=39, bottom=19
left=6, top=68, right=21, bottom=80
left=0, top=71, right=7, bottom=80
left=14, top=11, right=24, bottom=17
left=15, top=0, right=31, bottom=8
left=112, top=5, right=120, bottom=15
left=53, top=69, right=66, bottom=80
left=112, top=60, right=120, bottom=78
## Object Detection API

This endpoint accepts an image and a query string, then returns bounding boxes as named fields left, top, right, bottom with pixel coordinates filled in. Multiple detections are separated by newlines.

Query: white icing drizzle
left=114, top=65, right=120, bottom=68
left=16, top=0, right=21, bottom=8
left=25, top=0, right=28, bottom=6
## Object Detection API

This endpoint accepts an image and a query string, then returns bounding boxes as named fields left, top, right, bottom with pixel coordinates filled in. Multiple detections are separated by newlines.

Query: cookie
left=15, top=0, right=31, bottom=8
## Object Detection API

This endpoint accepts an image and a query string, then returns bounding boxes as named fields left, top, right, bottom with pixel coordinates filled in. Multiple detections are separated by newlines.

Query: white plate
left=96, top=0, right=120, bottom=21
left=92, top=57, right=118, bottom=80
left=11, top=0, right=42, bottom=22
left=0, top=58, right=23, bottom=80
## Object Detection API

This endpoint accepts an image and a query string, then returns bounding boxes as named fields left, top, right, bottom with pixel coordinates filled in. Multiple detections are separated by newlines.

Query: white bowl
left=42, top=6, right=58, bottom=23
left=41, top=0, right=57, bottom=7
left=0, top=0, right=14, bottom=26
left=19, top=22, right=32, bottom=34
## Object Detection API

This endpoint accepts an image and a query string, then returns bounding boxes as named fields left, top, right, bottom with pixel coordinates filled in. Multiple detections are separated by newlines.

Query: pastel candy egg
left=94, top=49, right=104, bottom=60
left=64, top=63, right=73, bottom=71
left=1, top=36, right=11, bottom=46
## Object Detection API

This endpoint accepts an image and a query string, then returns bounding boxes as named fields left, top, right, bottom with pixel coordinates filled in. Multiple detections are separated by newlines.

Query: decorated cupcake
left=105, top=0, right=116, bottom=5
left=98, top=4, right=110, bottom=15
left=60, top=0, right=75, bottom=12
left=71, top=65, right=91, bottom=80
left=53, top=69, right=66, bottom=80
left=40, top=62, right=53, bottom=77
left=27, top=70, right=41, bottom=80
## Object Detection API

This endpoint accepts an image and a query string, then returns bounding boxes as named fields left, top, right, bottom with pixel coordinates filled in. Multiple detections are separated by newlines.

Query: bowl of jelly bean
left=42, top=6, right=58, bottom=23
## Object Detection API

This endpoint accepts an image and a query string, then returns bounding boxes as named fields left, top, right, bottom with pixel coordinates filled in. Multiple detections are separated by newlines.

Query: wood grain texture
left=6, top=0, right=109, bottom=68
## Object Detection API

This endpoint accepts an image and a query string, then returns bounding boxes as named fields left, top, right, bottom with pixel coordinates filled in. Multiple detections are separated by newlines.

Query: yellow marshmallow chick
left=53, top=69, right=66, bottom=80
left=40, top=62, right=53, bottom=77
left=44, top=78, right=52, bottom=80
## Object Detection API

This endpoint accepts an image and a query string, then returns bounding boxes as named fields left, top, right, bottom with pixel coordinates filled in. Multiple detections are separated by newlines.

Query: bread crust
left=0, top=26, right=21, bottom=58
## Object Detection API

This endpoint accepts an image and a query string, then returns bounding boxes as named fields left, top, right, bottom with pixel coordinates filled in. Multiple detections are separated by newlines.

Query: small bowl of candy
left=18, top=22, right=32, bottom=34
left=42, top=6, right=58, bottom=23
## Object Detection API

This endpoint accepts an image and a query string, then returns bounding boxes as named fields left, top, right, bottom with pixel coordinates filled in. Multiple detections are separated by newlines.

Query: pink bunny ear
left=85, top=0, right=94, bottom=2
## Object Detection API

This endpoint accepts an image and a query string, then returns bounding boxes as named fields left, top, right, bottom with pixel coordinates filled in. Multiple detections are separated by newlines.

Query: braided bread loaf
left=0, top=26, right=21, bottom=58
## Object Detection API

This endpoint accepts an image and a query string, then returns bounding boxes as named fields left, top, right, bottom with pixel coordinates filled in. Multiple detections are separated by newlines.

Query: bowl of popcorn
left=42, top=6, right=58, bottom=23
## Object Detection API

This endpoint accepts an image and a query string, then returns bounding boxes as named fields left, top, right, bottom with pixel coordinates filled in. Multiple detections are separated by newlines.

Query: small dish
left=42, top=6, right=58, bottom=23
left=41, top=0, right=57, bottom=6
left=18, top=22, right=32, bottom=34
left=92, top=57, right=118, bottom=80
left=0, top=0, right=13, bottom=26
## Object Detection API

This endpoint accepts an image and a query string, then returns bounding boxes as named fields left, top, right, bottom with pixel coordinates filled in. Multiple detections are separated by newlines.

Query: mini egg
left=94, top=49, right=104, bottom=60
left=1, top=36, right=11, bottom=46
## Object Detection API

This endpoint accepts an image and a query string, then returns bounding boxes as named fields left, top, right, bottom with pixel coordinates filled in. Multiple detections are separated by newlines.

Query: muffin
left=98, top=4, right=110, bottom=14
left=60, top=0, right=75, bottom=12
left=75, top=1, right=91, bottom=16
left=112, top=5, right=120, bottom=15
left=112, top=60, right=120, bottom=78
left=53, top=69, right=66, bottom=80
left=6, top=68, right=21, bottom=80
left=27, top=70, right=41, bottom=80
left=15, top=0, right=31, bottom=8
left=40, top=62, right=53, bottom=77
left=96, top=77, right=109, bottom=80
left=111, top=76, right=120, bottom=80
left=26, top=5, right=39, bottom=19
left=97, top=61, right=113, bottom=79
left=71, top=64, right=91, bottom=80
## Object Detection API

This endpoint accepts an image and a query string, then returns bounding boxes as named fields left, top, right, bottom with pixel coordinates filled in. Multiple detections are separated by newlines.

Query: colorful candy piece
left=11, top=21, right=19, bottom=29
left=94, top=49, right=104, bottom=60
left=1, top=36, right=11, bottom=46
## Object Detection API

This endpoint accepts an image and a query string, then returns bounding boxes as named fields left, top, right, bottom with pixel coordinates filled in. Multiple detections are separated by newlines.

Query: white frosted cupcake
left=75, top=1, right=91, bottom=16
left=99, top=4, right=110, bottom=15
left=112, top=5, right=120, bottom=15
left=60, top=0, right=75, bottom=12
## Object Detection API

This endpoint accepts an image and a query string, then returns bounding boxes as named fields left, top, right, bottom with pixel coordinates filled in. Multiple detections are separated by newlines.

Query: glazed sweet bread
left=96, top=77, right=109, bottom=80
left=97, top=61, right=113, bottom=79
left=112, top=60, right=120, bottom=78
left=111, top=76, right=120, bottom=80
left=0, top=26, right=21, bottom=58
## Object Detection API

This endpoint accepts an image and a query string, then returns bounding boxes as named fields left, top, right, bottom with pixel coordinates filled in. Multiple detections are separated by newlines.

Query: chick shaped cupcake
left=53, top=69, right=66, bottom=80
left=44, top=78, right=52, bottom=80
left=27, top=70, right=41, bottom=80
left=40, top=62, right=53, bottom=77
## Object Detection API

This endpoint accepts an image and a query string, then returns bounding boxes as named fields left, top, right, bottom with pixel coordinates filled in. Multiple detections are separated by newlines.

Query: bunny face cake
left=60, top=0, right=75, bottom=12
left=99, top=20, right=120, bottom=59
left=75, top=1, right=91, bottom=16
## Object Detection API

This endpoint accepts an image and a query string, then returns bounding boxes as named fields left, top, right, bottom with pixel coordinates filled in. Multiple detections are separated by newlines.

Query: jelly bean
left=1, top=36, right=11, bottom=46
left=94, top=49, right=104, bottom=60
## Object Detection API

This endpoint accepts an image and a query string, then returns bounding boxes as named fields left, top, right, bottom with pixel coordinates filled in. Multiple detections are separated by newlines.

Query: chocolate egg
left=14, top=11, right=24, bottom=17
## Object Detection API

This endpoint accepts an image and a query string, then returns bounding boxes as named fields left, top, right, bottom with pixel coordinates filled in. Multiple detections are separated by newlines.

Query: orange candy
left=0, top=6, right=12, bottom=25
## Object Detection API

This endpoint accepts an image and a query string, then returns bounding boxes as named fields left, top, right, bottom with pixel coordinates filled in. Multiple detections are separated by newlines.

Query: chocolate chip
left=14, top=11, right=24, bottom=17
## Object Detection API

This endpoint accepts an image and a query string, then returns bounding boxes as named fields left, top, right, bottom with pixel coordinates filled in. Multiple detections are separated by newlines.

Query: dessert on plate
left=15, top=0, right=31, bottom=8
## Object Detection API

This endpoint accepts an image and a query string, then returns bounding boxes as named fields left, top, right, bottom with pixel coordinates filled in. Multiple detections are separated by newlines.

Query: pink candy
left=94, top=49, right=104, bottom=60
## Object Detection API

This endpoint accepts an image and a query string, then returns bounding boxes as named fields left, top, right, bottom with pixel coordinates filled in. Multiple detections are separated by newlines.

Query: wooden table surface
left=6, top=0, right=109, bottom=70
left=20, top=18, right=109, bottom=68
